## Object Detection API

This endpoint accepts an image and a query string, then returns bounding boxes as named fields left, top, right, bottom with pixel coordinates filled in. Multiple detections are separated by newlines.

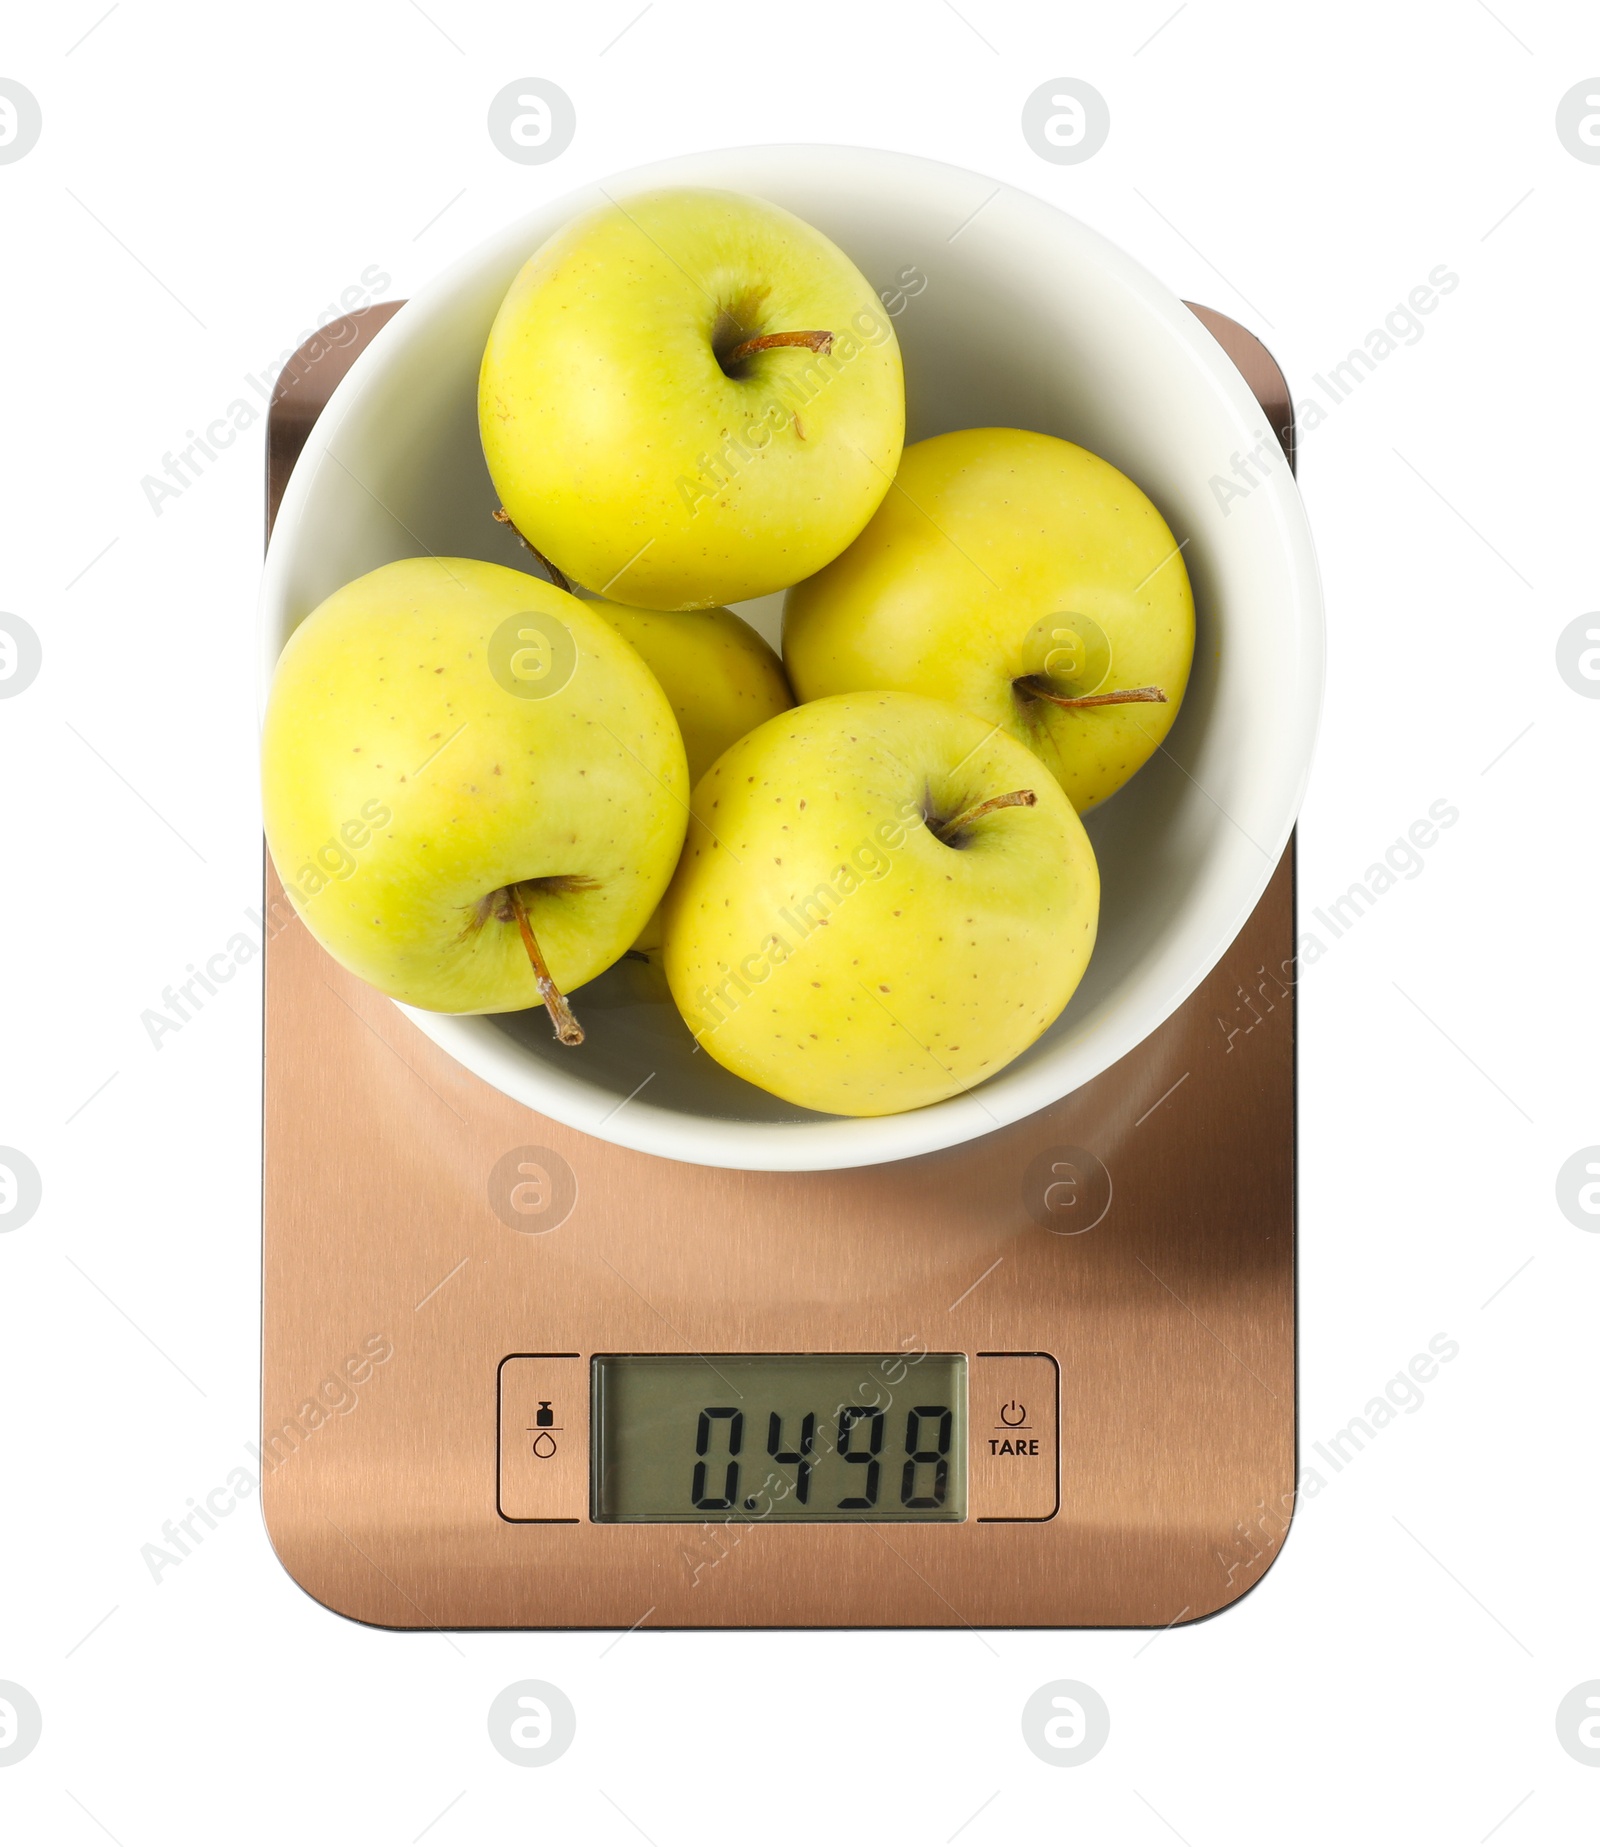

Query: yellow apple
left=479, top=187, right=904, bottom=611
left=660, top=691, right=1099, bottom=1116
left=783, top=427, right=1194, bottom=812
left=589, top=600, right=793, bottom=954
left=588, top=601, right=792, bottom=785
left=261, top=558, right=688, bottom=1034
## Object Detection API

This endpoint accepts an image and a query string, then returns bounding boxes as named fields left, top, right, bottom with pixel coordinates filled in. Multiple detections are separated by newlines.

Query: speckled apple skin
left=661, top=691, right=1099, bottom=1117
left=479, top=188, right=905, bottom=611
left=783, top=428, right=1194, bottom=812
left=262, top=558, right=688, bottom=1013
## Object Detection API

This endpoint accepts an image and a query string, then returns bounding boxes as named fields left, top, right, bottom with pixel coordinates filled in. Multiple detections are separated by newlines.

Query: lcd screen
left=592, top=1353, right=968, bottom=1523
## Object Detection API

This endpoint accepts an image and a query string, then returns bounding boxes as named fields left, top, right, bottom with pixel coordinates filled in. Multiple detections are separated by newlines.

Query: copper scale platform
left=260, top=298, right=1297, bottom=1631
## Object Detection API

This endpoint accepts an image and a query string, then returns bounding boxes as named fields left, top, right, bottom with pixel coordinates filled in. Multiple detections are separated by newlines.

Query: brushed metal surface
left=262, top=301, right=1297, bottom=1630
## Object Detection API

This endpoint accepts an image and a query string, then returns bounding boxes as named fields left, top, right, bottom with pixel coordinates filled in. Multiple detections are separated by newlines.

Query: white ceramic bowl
left=259, top=145, right=1323, bottom=1172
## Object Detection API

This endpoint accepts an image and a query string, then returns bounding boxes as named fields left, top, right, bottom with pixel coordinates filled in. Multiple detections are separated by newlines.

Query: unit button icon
left=531, top=1399, right=560, bottom=1457
left=499, top=1357, right=585, bottom=1521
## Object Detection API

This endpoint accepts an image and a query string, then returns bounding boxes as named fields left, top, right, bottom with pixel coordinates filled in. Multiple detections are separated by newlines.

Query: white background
left=2, top=0, right=1597, bottom=1838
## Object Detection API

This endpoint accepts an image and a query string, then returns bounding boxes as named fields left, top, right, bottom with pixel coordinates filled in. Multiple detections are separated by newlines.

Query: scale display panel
left=592, top=1354, right=968, bottom=1523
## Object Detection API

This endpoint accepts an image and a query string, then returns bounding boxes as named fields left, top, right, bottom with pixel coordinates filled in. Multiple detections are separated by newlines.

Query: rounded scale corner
left=255, top=1482, right=427, bottom=1633
left=1163, top=1486, right=1301, bottom=1629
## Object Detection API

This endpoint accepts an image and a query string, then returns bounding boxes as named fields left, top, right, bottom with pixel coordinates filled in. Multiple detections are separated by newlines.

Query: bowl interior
left=260, top=146, right=1321, bottom=1170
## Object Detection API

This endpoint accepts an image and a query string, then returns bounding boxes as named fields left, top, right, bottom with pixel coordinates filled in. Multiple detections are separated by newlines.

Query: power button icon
left=1000, top=1400, right=1027, bottom=1427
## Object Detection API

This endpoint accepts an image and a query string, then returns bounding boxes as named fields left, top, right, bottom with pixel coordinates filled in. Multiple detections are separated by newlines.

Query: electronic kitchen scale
left=261, top=300, right=1297, bottom=1631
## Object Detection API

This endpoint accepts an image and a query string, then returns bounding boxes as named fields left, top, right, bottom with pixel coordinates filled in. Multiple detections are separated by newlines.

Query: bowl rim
left=259, top=142, right=1324, bottom=1173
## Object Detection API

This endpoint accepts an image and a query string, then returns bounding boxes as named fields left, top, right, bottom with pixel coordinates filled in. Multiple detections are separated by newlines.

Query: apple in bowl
left=660, top=691, right=1099, bottom=1116
left=260, top=557, right=688, bottom=1040
left=479, top=188, right=905, bottom=612
left=783, top=428, right=1195, bottom=814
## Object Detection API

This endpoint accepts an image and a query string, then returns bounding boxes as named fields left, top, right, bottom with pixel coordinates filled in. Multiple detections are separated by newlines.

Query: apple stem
left=1016, top=677, right=1168, bottom=710
left=492, top=507, right=571, bottom=595
left=507, top=884, right=584, bottom=1046
left=724, top=329, right=835, bottom=366
left=933, top=787, right=1037, bottom=843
